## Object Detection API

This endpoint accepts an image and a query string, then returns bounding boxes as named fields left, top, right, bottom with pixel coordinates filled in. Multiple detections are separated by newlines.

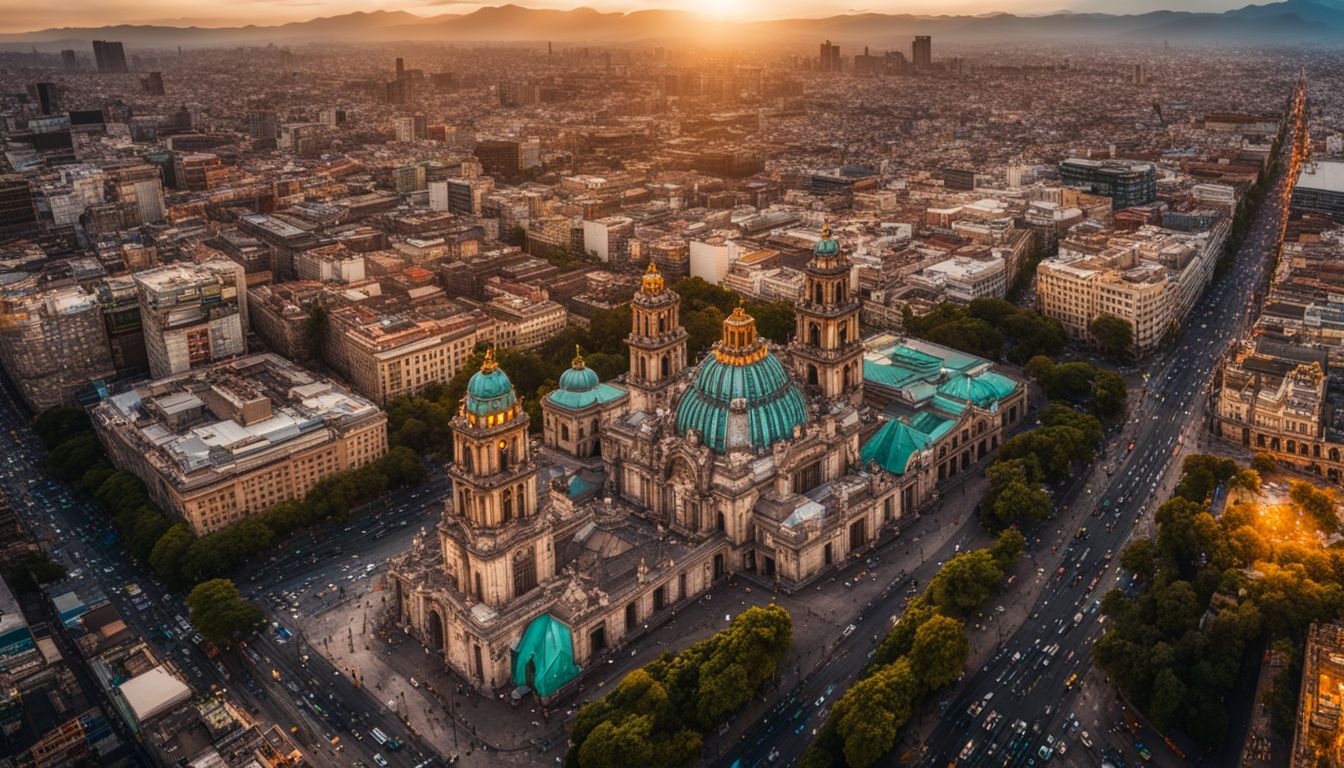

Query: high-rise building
left=60, top=49, right=78, bottom=70
left=91, top=40, right=128, bottom=73
left=247, top=110, right=278, bottom=142
left=1133, top=63, right=1146, bottom=86
left=912, top=35, right=932, bottom=67
left=134, top=261, right=247, bottom=379
left=26, top=82, right=60, bottom=115
left=819, top=40, right=841, bottom=73
left=0, top=175, right=37, bottom=235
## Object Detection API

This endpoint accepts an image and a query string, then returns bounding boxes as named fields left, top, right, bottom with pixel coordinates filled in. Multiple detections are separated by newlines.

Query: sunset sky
left=0, top=0, right=1265, bottom=33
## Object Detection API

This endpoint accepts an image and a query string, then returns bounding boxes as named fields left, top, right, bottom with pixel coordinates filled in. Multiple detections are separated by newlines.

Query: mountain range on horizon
left=4, top=0, right=1344, bottom=48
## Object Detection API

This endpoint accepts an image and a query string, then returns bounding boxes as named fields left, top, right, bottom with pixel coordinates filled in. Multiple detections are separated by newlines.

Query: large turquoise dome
left=675, top=306, right=808, bottom=454
left=465, top=349, right=517, bottom=418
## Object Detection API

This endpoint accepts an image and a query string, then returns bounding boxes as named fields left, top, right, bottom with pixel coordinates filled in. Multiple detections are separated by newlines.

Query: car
left=1080, top=730, right=1093, bottom=748
left=960, top=740, right=975, bottom=760
left=1064, top=673, right=1079, bottom=690
left=1135, top=742, right=1152, bottom=761
left=842, top=624, right=855, bottom=638
left=373, top=755, right=389, bottom=767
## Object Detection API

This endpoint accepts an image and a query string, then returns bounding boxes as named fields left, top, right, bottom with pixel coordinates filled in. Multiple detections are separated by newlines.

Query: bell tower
left=441, top=349, right=552, bottom=608
left=626, top=261, right=688, bottom=412
left=792, top=224, right=863, bottom=403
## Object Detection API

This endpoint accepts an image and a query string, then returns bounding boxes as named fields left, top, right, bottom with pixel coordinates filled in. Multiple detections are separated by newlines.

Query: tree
left=1289, top=480, right=1339, bottom=534
left=835, top=659, right=919, bottom=768
left=1092, top=369, right=1129, bottom=420
left=1251, top=452, right=1277, bottom=476
left=1089, top=314, right=1133, bottom=361
left=304, top=304, right=329, bottom=361
left=33, top=406, right=91, bottom=449
left=929, top=551, right=1005, bottom=614
left=988, top=528, right=1025, bottom=572
left=149, top=524, right=196, bottom=587
left=1119, top=538, right=1157, bottom=582
left=990, top=480, right=1053, bottom=527
left=909, top=615, right=968, bottom=691
left=186, top=579, right=265, bottom=646
left=747, top=300, right=795, bottom=344
left=1024, top=355, right=1055, bottom=383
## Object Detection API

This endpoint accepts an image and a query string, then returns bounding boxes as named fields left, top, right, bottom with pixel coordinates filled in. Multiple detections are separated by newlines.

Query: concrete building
left=1292, top=161, right=1344, bottom=222
left=135, top=261, right=248, bottom=379
left=483, top=291, right=567, bottom=351
left=293, top=244, right=366, bottom=284
left=582, top=216, right=634, bottom=264
left=908, top=254, right=1008, bottom=303
left=91, top=354, right=387, bottom=535
left=0, top=285, right=115, bottom=410
left=328, top=305, right=495, bottom=405
left=1290, top=622, right=1344, bottom=768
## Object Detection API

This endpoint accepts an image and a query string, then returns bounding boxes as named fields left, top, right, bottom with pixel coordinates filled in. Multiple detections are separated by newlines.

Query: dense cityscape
left=0, top=9, right=1343, bottom=768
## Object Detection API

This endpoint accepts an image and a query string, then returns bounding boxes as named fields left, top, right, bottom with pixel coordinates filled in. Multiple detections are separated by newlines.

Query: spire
left=480, top=346, right=498, bottom=374
left=641, top=260, right=665, bottom=294
left=572, top=344, right=585, bottom=369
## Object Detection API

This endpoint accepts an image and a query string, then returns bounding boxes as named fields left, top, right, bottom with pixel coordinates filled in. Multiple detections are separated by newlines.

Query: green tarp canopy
left=513, top=613, right=580, bottom=697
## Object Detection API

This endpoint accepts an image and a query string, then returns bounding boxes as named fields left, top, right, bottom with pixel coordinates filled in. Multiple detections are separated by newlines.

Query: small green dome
left=558, top=350, right=600, bottom=392
left=815, top=224, right=839, bottom=257
left=465, top=350, right=517, bottom=417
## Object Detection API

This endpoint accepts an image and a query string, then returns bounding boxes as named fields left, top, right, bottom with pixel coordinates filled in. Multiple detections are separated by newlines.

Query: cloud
left=419, top=0, right=480, bottom=5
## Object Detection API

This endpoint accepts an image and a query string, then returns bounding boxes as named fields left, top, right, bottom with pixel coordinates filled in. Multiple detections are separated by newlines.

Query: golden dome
left=641, top=260, right=665, bottom=294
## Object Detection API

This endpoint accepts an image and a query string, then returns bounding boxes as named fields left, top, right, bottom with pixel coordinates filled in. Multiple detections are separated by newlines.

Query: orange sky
left=0, top=0, right=1255, bottom=33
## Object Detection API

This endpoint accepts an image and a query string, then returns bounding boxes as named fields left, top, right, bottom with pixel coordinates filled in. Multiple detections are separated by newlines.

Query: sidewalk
left=296, top=470, right=995, bottom=766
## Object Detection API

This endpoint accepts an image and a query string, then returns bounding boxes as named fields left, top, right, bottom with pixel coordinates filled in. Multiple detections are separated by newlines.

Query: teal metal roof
left=513, top=613, right=580, bottom=697
left=861, top=419, right=929, bottom=475
left=909, top=410, right=955, bottom=442
left=674, top=352, right=807, bottom=454
left=936, top=373, right=1001, bottom=408
left=931, top=394, right=968, bottom=416
left=975, top=370, right=1020, bottom=400
left=465, top=367, right=516, bottom=417
left=547, top=382, right=627, bottom=411
left=815, top=234, right=839, bottom=257
left=862, top=359, right=922, bottom=389
left=558, top=365, right=599, bottom=392
left=567, top=474, right=597, bottom=498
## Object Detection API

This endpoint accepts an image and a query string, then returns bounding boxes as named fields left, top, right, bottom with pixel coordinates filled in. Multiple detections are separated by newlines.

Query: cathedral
left=389, top=227, right=1027, bottom=699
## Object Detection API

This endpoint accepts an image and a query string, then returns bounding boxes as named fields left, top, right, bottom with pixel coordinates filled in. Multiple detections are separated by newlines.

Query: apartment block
left=0, top=285, right=115, bottom=410
left=136, top=261, right=248, bottom=379
left=329, top=305, right=495, bottom=404
left=91, top=353, right=387, bottom=534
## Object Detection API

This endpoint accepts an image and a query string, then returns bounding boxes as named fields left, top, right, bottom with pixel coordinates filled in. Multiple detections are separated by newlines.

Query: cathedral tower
left=626, top=261, right=688, bottom=411
left=792, top=224, right=863, bottom=403
left=442, top=349, right=553, bottom=608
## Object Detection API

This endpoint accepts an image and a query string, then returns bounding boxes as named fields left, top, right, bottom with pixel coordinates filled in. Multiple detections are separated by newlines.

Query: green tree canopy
left=186, top=578, right=265, bottom=646
left=1089, top=313, right=1134, bottom=361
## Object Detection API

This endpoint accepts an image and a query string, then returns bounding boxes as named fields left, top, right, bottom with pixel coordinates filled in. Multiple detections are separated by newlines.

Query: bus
left=370, top=728, right=388, bottom=746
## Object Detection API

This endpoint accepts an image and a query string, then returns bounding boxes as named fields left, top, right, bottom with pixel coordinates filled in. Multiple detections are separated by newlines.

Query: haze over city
left=1, top=5, right=1343, bottom=768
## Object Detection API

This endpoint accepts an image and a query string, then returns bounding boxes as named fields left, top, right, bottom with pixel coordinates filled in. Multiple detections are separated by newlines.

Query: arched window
left=809, top=323, right=821, bottom=347
left=561, top=424, right=570, bottom=441
left=640, top=358, right=647, bottom=379
left=837, top=282, right=846, bottom=302
left=838, top=324, right=848, bottom=346
left=814, top=284, right=824, bottom=304
left=502, top=488, right=513, bottom=522
left=807, top=364, right=818, bottom=386
left=498, top=440, right=510, bottom=471
left=658, top=315, right=665, bottom=334
left=462, top=448, right=472, bottom=472
left=661, top=354, right=670, bottom=377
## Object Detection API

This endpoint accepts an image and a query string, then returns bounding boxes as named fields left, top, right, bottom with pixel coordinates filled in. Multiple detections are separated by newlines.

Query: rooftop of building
left=95, top=354, right=382, bottom=488
left=1297, top=161, right=1344, bottom=195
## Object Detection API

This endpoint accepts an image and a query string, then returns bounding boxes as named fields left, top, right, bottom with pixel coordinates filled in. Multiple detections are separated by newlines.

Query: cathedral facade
left=389, top=229, right=1027, bottom=699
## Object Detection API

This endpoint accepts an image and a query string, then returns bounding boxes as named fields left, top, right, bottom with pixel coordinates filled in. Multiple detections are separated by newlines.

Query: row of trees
left=566, top=604, right=793, bottom=768
left=387, top=277, right=795, bottom=453
left=981, top=403, right=1106, bottom=528
left=1095, top=454, right=1344, bottom=749
left=901, top=297, right=1067, bottom=365
left=801, top=529, right=1024, bottom=768
left=1023, top=355, right=1128, bottom=422
left=36, top=406, right=425, bottom=593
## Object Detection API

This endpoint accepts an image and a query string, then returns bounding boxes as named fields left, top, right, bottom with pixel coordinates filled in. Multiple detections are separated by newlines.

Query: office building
left=912, top=35, right=932, bottom=67
left=26, top=82, right=60, bottom=115
left=1058, top=158, right=1158, bottom=209
left=135, top=261, right=248, bottom=379
left=91, top=40, right=128, bottom=73
left=819, top=40, right=841, bottom=73
left=60, top=49, right=78, bottom=70
left=0, top=175, right=37, bottom=234
left=91, top=353, right=387, bottom=534
left=328, top=306, right=494, bottom=405
left=1291, top=161, right=1344, bottom=222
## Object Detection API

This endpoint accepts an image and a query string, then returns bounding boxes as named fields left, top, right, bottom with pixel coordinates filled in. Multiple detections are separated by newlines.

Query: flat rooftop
left=1297, top=162, right=1344, bottom=195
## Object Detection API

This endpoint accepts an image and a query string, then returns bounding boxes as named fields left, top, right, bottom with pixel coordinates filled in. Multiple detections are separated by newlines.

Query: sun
left=687, top=0, right=751, bottom=20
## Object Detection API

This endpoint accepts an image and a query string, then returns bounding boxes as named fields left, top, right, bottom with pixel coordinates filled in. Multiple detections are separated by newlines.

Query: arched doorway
left=427, top=609, right=444, bottom=653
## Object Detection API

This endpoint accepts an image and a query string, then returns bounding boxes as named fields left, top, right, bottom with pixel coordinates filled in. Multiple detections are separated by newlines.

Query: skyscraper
left=92, top=40, right=128, bottom=73
left=141, top=71, right=165, bottom=95
left=60, top=49, right=78, bottom=71
left=26, top=83, right=60, bottom=115
left=912, top=35, right=932, bottom=68
left=819, top=40, right=841, bottom=73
